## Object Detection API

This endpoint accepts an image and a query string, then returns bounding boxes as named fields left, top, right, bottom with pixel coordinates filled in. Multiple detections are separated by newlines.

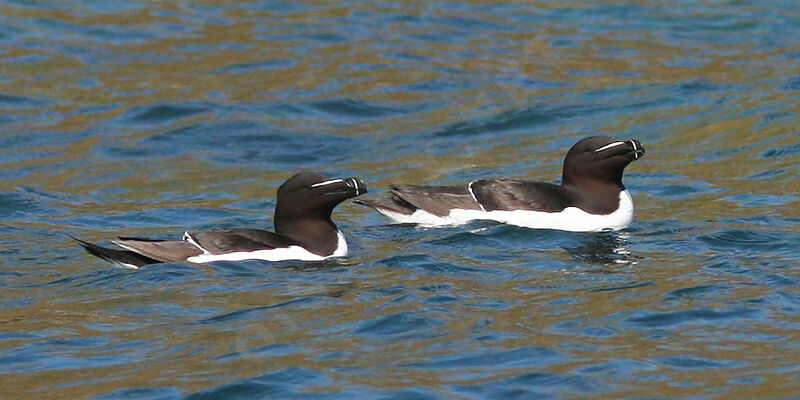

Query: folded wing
left=184, top=229, right=293, bottom=254
left=390, top=184, right=483, bottom=216
left=113, top=237, right=203, bottom=262
left=469, top=179, right=573, bottom=212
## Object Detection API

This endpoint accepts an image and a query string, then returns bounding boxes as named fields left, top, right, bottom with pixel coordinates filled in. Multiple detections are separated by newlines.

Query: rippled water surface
left=2, top=1, right=800, bottom=398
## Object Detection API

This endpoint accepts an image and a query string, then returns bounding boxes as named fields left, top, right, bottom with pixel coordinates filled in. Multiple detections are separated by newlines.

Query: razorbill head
left=74, top=171, right=367, bottom=268
left=562, top=136, right=645, bottom=188
left=356, top=136, right=645, bottom=232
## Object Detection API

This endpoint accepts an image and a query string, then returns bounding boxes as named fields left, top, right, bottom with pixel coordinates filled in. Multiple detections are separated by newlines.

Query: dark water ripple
left=121, top=104, right=210, bottom=125
left=626, top=307, right=761, bottom=329
left=2, top=0, right=800, bottom=399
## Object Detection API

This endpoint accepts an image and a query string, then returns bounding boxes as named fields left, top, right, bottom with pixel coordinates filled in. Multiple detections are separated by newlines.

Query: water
left=2, top=1, right=799, bottom=398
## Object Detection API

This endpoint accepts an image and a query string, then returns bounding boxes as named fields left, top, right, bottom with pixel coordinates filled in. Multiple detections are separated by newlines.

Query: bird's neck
left=274, top=211, right=340, bottom=256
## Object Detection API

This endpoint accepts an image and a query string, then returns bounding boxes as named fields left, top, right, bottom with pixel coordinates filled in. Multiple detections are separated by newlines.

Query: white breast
left=331, top=230, right=348, bottom=257
left=377, top=190, right=635, bottom=232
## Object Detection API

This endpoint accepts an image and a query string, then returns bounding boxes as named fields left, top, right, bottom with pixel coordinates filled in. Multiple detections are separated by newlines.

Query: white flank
left=113, top=261, right=140, bottom=270
left=594, top=141, right=625, bottom=153
left=376, top=207, right=464, bottom=226
left=332, top=230, right=349, bottom=257
left=311, top=179, right=344, bottom=188
left=186, top=246, right=325, bottom=263
left=110, top=242, right=147, bottom=269
left=184, top=230, right=348, bottom=263
left=377, top=190, right=635, bottom=232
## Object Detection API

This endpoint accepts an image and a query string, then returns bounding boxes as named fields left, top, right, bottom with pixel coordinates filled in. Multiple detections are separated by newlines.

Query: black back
left=75, top=172, right=367, bottom=267
left=185, top=229, right=293, bottom=255
left=474, top=136, right=644, bottom=214
left=379, top=137, right=644, bottom=216
left=470, top=179, right=571, bottom=212
left=391, top=184, right=482, bottom=217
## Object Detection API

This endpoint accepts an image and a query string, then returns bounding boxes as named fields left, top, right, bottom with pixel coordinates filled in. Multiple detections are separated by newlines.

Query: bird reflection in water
left=565, top=232, right=636, bottom=265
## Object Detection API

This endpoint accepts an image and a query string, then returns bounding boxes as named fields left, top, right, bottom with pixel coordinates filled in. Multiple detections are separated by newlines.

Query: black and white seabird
left=356, top=136, right=645, bottom=232
left=74, top=172, right=367, bottom=268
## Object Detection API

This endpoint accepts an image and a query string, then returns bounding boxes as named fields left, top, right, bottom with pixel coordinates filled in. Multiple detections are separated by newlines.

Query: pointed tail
left=70, top=235, right=160, bottom=269
left=353, top=197, right=417, bottom=216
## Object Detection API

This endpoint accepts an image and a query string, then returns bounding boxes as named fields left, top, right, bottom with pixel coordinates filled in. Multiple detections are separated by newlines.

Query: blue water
left=2, top=1, right=800, bottom=398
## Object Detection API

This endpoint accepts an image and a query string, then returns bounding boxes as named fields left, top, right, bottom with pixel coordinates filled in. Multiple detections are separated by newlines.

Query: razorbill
left=356, top=136, right=644, bottom=232
left=74, top=172, right=367, bottom=268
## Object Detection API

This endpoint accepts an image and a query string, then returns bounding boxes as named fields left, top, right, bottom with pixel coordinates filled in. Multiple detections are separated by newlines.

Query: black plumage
left=358, top=136, right=645, bottom=223
left=74, top=172, right=367, bottom=267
